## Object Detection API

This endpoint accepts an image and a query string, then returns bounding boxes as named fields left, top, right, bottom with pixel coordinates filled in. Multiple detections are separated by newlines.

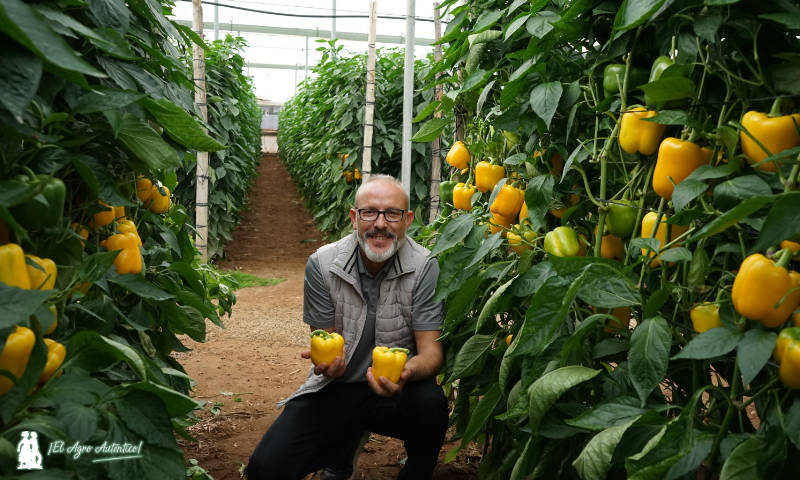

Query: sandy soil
left=176, top=154, right=480, bottom=479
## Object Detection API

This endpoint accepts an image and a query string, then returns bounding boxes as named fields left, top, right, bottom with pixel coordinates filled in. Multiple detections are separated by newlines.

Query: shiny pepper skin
left=619, top=107, right=666, bottom=156
left=39, top=339, right=66, bottom=384
left=309, top=329, right=344, bottom=367
left=731, top=253, right=800, bottom=328
left=773, top=327, right=800, bottom=389
left=475, top=162, right=505, bottom=193
left=490, top=184, right=525, bottom=218
left=11, top=173, right=66, bottom=230
left=740, top=111, right=800, bottom=172
left=446, top=141, right=470, bottom=170
left=640, top=212, right=688, bottom=267
left=0, top=326, right=35, bottom=395
left=0, top=243, right=31, bottom=289
left=605, top=200, right=638, bottom=237
left=595, top=225, right=624, bottom=260
left=25, top=255, right=57, bottom=290
left=105, top=232, right=143, bottom=275
left=116, top=219, right=142, bottom=245
left=439, top=180, right=456, bottom=206
left=488, top=213, right=514, bottom=236
left=137, top=177, right=153, bottom=203
left=653, top=138, right=711, bottom=199
left=453, top=183, right=476, bottom=211
left=371, top=346, right=409, bottom=384
left=544, top=226, right=581, bottom=257
left=148, top=185, right=171, bottom=214
left=690, top=303, right=722, bottom=333
left=93, top=201, right=116, bottom=228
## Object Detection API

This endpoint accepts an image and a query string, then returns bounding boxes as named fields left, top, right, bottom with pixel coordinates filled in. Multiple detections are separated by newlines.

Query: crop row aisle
left=0, top=0, right=262, bottom=477
left=413, top=1, right=800, bottom=478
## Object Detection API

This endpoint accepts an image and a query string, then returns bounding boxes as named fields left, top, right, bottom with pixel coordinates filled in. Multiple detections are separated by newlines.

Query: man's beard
left=357, top=227, right=403, bottom=263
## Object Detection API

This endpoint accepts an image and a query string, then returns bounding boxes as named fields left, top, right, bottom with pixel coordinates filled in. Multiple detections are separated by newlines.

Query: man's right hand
left=300, top=350, right=347, bottom=378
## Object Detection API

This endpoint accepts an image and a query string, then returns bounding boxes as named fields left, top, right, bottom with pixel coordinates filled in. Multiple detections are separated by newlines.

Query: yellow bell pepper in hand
left=372, top=346, right=409, bottom=384
left=0, top=243, right=31, bottom=289
left=0, top=326, right=35, bottom=395
left=309, top=329, right=344, bottom=367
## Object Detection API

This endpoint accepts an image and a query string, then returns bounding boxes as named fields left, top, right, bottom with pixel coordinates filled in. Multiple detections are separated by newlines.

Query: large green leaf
left=411, top=117, right=449, bottom=142
left=475, top=276, right=515, bottom=333
left=109, top=274, right=174, bottom=301
left=577, top=263, right=641, bottom=308
left=529, top=81, right=563, bottom=129
left=430, top=213, right=476, bottom=256
left=672, top=327, right=742, bottom=360
left=0, top=0, right=105, bottom=78
left=566, top=397, right=649, bottom=431
left=0, top=283, right=51, bottom=331
left=446, top=384, right=502, bottom=462
left=736, top=329, right=777, bottom=385
left=750, top=192, right=800, bottom=253
left=450, top=334, right=494, bottom=380
left=0, top=44, right=41, bottom=121
left=686, top=196, right=773, bottom=242
left=573, top=418, right=639, bottom=480
left=628, top=317, right=671, bottom=405
left=117, top=113, right=181, bottom=169
left=139, top=97, right=225, bottom=151
left=528, top=366, right=600, bottom=432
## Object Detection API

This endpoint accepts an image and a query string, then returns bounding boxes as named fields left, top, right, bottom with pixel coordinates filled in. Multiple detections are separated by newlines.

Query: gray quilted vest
left=277, top=232, right=432, bottom=407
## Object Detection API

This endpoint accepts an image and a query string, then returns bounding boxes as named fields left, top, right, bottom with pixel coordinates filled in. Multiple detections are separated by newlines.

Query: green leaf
left=475, top=276, right=514, bottom=333
left=528, top=366, right=600, bottom=431
left=0, top=283, right=51, bottom=330
left=509, top=275, right=573, bottom=359
left=0, top=44, right=41, bottom=122
left=615, top=0, right=666, bottom=31
left=639, top=77, right=695, bottom=102
left=736, top=329, right=777, bottom=385
left=719, top=433, right=786, bottom=480
left=713, top=175, right=772, bottom=211
left=750, top=192, right=800, bottom=253
left=472, top=9, right=503, bottom=32
left=461, top=68, right=490, bottom=93
left=450, top=334, right=494, bottom=380
left=687, top=196, right=773, bottom=242
left=467, top=232, right=504, bottom=269
left=672, top=180, right=708, bottom=212
left=117, top=113, right=181, bottom=169
left=526, top=11, right=559, bottom=38
left=657, top=247, right=692, bottom=263
left=139, top=97, right=225, bottom=151
left=0, top=0, right=105, bottom=78
left=34, top=6, right=132, bottom=58
left=430, top=213, right=476, bottom=256
left=530, top=81, right=562, bottom=129
left=73, top=88, right=145, bottom=114
left=468, top=29, right=502, bottom=46
left=109, top=274, right=174, bottom=300
left=524, top=175, right=554, bottom=232
left=628, top=317, right=671, bottom=405
left=411, top=117, right=449, bottom=142
left=784, top=398, right=800, bottom=450
left=672, top=327, right=742, bottom=360
left=573, top=418, right=639, bottom=480
left=759, top=13, right=800, bottom=29
left=453, top=384, right=502, bottom=458
left=76, top=251, right=118, bottom=283
left=645, top=110, right=690, bottom=125
left=505, top=13, right=531, bottom=41
left=57, top=402, right=99, bottom=442
left=70, top=330, right=147, bottom=380
left=577, top=263, right=641, bottom=308
left=129, top=381, right=203, bottom=417
left=510, top=262, right=556, bottom=297
left=88, top=0, right=130, bottom=33
left=566, top=397, right=648, bottom=431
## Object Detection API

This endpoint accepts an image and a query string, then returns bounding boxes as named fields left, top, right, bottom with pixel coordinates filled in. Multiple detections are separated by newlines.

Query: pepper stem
left=774, top=248, right=792, bottom=269
left=768, top=97, right=783, bottom=118
left=310, top=329, right=332, bottom=339
left=388, top=347, right=410, bottom=354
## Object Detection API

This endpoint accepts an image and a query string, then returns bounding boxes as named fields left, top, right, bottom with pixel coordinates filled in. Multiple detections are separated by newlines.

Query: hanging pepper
left=45, top=305, right=57, bottom=335
left=740, top=110, right=800, bottom=172
left=731, top=250, right=800, bottom=329
left=653, top=138, right=711, bottom=200
left=453, top=183, right=476, bottom=211
left=70, top=222, right=89, bottom=249
left=644, top=56, right=675, bottom=108
left=605, top=200, right=638, bottom=237
left=445, top=141, right=471, bottom=170
left=10, top=172, right=66, bottom=230
left=105, top=232, right=143, bottom=275
left=490, top=184, right=525, bottom=218
left=773, top=327, right=800, bottom=389
left=595, top=225, right=624, bottom=260
left=0, top=243, right=31, bottom=289
left=781, top=240, right=800, bottom=255
left=93, top=201, right=116, bottom=228
left=488, top=213, right=514, bottom=236
left=0, top=326, right=35, bottom=395
left=439, top=180, right=456, bottom=206
left=25, top=255, right=57, bottom=290
left=599, top=307, right=631, bottom=333
left=544, top=226, right=581, bottom=257
left=148, top=185, right=171, bottom=214
left=619, top=107, right=666, bottom=156
left=371, top=346, right=409, bottom=384
left=690, top=303, right=722, bottom=333
left=309, top=329, right=344, bottom=367
left=39, top=339, right=66, bottom=384
left=507, top=226, right=537, bottom=255
left=603, top=63, right=647, bottom=97
left=137, top=177, right=153, bottom=203
left=640, top=212, right=688, bottom=267
left=518, top=201, right=529, bottom=224
left=116, top=219, right=142, bottom=245
left=475, top=162, right=505, bottom=193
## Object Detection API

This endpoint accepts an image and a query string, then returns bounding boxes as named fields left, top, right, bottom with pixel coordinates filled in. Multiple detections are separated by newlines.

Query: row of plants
left=412, top=0, right=800, bottom=478
left=0, top=0, right=249, bottom=477
left=278, top=40, right=451, bottom=239
left=173, top=35, right=263, bottom=260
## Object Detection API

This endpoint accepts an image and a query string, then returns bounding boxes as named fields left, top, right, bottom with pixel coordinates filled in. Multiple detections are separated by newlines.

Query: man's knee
left=405, top=380, right=449, bottom=427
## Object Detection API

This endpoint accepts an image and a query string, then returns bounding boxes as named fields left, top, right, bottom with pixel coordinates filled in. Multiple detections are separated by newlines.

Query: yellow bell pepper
left=0, top=243, right=31, bottom=289
left=137, top=177, right=153, bottom=203
left=507, top=226, right=535, bottom=255
left=147, top=185, right=171, bottom=214
left=39, top=339, right=66, bottom=384
left=740, top=110, right=800, bottom=172
left=618, top=106, right=666, bottom=155
left=640, top=212, right=688, bottom=267
left=690, top=303, right=722, bottom=333
left=105, top=232, right=142, bottom=275
left=70, top=222, right=89, bottom=249
left=731, top=251, right=800, bottom=329
left=0, top=326, right=35, bottom=395
left=652, top=138, right=711, bottom=200
left=453, top=183, right=476, bottom=211
left=595, top=225, right=624, bottom=260
left=25, top=255, right=57, bottom=290
left=93, top=201, right=116, bottom=227
left=116, top=219, right=142, bottom=245
left=773, top=327, right=800, bottom=389
left=371, top=346, right=409, bottom=384
left=490, top=184, right=525, bottom=218
left=309, top=329, right=344, bottom=367
left=45, top=305, right=57, bottom=335
left=488, top=213, right=514, bottom=236
left=445, top=141, right=471, bottom=170
left=475, top=162, right=505, bottom=193
left=781, top=240, right=800, bottom=255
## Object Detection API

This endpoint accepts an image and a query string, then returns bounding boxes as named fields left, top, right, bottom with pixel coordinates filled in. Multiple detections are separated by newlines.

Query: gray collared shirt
left=303, top=247, right=442, bottom=383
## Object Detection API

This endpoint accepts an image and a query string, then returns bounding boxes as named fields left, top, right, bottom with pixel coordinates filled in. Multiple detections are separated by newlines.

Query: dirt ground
left=176, top=154, right=480, bottom=480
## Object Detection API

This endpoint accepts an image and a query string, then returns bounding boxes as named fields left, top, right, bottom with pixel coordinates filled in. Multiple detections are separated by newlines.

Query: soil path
left=176, top=154, right=479, bottom=479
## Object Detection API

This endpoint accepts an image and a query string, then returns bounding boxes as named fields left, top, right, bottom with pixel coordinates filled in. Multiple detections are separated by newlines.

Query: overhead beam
left=246, top=63, right=305, bottom=70
left=174, top=20, right=434, bottom=45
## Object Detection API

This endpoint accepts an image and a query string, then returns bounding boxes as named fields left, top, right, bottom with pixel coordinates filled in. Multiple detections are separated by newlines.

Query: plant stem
left=708, top=360, right=741, bottom=471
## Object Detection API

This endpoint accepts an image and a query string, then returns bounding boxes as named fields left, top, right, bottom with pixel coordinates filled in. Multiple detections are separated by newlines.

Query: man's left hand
left=366, top=366, right=410, bottom=397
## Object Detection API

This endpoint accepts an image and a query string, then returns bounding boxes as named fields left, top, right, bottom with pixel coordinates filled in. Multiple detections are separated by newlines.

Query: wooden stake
left=362, top=1, right=377, bottom=183
left=428, top=2, right=443, bottom=223
left=192, top=0, right=209, bottom=262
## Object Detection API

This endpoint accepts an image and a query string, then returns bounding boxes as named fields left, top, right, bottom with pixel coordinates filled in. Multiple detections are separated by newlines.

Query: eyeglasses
left=356, top=208, right=406, bottom=222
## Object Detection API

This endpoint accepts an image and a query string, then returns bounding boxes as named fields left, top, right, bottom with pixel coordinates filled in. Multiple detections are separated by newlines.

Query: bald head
left=354, top=175, right=409, bottom=210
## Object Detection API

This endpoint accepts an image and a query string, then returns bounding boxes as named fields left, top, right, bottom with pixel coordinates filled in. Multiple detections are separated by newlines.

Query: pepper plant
left=0, top=0, right=243, bottom=477
left=414, top=0, right=800, bottom=478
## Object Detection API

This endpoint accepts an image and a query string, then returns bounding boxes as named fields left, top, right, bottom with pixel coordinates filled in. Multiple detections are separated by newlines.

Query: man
left=246, top=175, right=448, bottom=480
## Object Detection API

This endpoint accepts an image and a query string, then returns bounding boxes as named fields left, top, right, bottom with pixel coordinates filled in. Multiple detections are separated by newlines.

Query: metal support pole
left=331, top=0, right=337, bottom=59
left=213, top=2, right=218, bottom=40
left=401, top=0, right=415, bottom=196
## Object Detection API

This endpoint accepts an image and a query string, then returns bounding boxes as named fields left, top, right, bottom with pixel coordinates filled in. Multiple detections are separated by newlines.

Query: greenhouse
left=1, top=0, right=800, bottom=479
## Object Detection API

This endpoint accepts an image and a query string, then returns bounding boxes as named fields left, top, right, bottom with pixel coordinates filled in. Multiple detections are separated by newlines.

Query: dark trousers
left=245, top=378, right=449, bottom=480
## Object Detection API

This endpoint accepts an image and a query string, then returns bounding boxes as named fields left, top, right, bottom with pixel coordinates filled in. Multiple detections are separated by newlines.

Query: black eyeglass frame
left=355, top=208, right=407, bottom=222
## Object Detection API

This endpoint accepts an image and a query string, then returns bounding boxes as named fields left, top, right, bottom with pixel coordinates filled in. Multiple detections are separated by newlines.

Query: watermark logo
left=17, top=431, right=43, bottom=470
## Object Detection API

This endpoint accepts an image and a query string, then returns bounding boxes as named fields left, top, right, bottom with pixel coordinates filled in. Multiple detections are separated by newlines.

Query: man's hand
left=300, top=349, right=347, bottom=378
left=366, top=366, right=410, bottom=397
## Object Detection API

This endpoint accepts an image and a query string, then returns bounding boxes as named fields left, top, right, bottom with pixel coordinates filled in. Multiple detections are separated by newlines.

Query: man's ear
left=405, top=209, right=414, bottom=227
left=349, top=208, right=358, bottom=229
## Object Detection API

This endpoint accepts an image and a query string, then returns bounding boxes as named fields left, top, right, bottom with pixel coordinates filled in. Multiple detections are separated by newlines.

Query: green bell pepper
left=439, top=180, right=456, bottom=206
left=605, top=200, right=638, bottom=238
left=603, top=63, right=647, bottom=98
left=11, top=172, right=66, bottom=230
left=544, top=226, right=581, bottom=257
left=645, top=55, right=675, bottom=108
